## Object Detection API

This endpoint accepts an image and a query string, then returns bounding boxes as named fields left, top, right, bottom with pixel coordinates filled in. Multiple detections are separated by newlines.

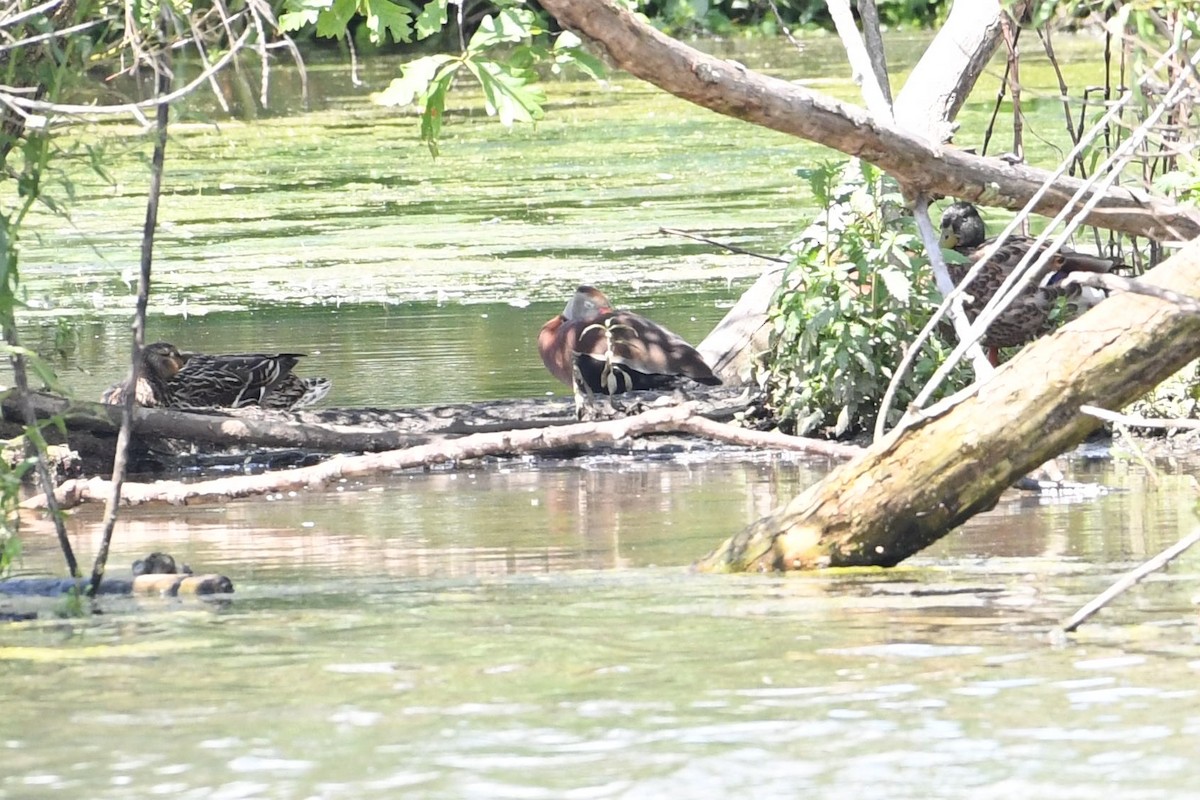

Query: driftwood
left=19, top=399, right=859, bottom=510
left=697, top=238, right=1200, bottom=571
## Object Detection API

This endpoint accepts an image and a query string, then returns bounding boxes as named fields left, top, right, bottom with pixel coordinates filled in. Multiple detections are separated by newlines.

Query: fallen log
left=697, top=237, right=1200, bottom=572
left=0, top=386, right=748, bottom=475
left=21, top=401, right=860, bottom=510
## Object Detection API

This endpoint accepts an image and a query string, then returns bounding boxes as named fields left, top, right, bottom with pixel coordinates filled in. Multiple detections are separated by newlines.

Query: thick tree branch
left=542, top=0, right=1200, bottom=243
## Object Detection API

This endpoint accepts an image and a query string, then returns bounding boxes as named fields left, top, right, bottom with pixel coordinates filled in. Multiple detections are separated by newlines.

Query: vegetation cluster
left=761, top=163, right=961, bottom=438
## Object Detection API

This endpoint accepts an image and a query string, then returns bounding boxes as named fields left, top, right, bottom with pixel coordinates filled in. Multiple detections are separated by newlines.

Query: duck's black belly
left=574, top=355, right=681, bottom=394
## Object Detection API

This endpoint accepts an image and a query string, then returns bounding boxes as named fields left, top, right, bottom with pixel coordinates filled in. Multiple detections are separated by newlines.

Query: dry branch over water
left=19, top=398, right=858, bottom=510
left=539, top=0, right=1200, bottom=243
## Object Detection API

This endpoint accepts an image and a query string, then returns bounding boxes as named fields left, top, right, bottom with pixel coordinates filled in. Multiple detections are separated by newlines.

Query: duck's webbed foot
left=571, top=362, right=621, bottom=421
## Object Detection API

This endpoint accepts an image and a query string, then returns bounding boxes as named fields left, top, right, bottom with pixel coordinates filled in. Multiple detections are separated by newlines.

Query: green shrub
left=761, top=161, right=966, bottom=437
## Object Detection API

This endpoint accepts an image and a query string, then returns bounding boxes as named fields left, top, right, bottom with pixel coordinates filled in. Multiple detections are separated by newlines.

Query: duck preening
left=101, top=342, right=331, bottom=410
left=538, top=285, right=721, bottom=394
left=939, top=201, right=1120, bottom=355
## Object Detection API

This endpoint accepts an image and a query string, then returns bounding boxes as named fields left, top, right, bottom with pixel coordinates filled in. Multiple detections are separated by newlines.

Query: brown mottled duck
left=538, top=285, right=721, bottom=394
left=940, top=202, right=1119, bottom=360
left=102, top=342, right=331, bottom=410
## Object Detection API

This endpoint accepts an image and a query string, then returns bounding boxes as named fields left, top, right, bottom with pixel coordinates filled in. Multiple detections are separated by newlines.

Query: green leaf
left=465, top=59, right=546, bottom=126
left=373, top=55, right=457, bottom=107
left=420, top=72, right=454, bottom=156
left=468, top=8, right=539, bottom=51
left=554, top=48, right=606, bottom=81
left=279, top=9, right=320, bottom=31
left=415, top=0, right=448, bottom=39
left=364, top=0, right=415, bottom=44
left=315, top=0, right=358, bottom=39
left=279, top=0, right=335, bottom=31
left=554, top=30, right=583, bottom=49
left=879, top=267, right=911, bottom=304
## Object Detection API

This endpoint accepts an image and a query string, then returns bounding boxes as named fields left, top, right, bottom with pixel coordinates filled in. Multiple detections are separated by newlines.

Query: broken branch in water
left=1081, top=404, right=1200, bottom=432
left=1062, top=523, right=1200, bottom=633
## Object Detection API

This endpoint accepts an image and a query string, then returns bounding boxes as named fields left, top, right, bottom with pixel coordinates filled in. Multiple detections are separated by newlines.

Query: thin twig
left=763, top=0, right=805, bottom=55
left=1062, top=525, right=1200, bottom=632
left=0, top=0, right=65, bottom=30
left=657, top=227, right=787, bottom=263
left=1080, top=404, right=1200, bottom=432
left=186, top=3, right=230, bottom=113
left=90, top=43, right=172, bottom=597
left=1037, top=28, right=1087, bottom=177
left=4, top=349, right=77, bottom=577
left=0, top=17, right=110, bottom=53
left=0, top=25, right=252, bottom=118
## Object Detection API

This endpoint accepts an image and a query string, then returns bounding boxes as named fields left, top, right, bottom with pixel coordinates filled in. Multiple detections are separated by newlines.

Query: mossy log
left=698, top=239, right=1200, bottom=572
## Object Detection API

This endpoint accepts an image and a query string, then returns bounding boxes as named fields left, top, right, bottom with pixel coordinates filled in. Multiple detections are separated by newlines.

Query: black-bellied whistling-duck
left=101, top=341, right=331, bottom=410
left=940, top=202, right=1119, bottom=360
left=538, top=285, right=721, bottom=394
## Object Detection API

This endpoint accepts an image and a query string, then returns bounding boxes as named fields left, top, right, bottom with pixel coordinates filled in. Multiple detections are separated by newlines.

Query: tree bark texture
left=697, top=238, right=1200, bottom=572
left=893, top=0, right=1004, bottom=141
left=540, top=0, right=1200, bottom=244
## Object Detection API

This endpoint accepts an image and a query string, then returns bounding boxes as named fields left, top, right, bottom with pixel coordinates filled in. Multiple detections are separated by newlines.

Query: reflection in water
left=25, top=454, right=824, bottom=580
left=7, top=447, right=1200, bottom=799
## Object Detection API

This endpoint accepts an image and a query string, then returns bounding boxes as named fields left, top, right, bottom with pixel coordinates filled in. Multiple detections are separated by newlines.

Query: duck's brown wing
left=950, top=236, right=1115, bottom=349
left=167, top=354, right=303, bottom=408
left=260, top=374, right=332, bottom=409
left=573, top=311, right=720, bottom=393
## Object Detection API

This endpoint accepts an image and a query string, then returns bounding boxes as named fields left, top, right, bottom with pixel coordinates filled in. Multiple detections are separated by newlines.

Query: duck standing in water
left=538, top=285, right=721, bottom=394
left=940, top=202, right=1119, bottom=360
left=101, top=341, right=332, bottom=410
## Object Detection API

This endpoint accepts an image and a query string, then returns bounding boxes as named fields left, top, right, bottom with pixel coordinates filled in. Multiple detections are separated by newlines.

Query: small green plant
left=761, top=161, right=965, bottom=437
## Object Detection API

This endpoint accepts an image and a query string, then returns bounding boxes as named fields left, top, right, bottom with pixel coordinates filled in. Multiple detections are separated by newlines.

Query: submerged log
left=698, top=238, right=1200, bottom=571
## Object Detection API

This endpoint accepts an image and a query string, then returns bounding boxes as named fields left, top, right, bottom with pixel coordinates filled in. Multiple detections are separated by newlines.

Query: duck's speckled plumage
left=940, top=202, right=1119, bottom=350
left=102, top=342, right=331, bottom=410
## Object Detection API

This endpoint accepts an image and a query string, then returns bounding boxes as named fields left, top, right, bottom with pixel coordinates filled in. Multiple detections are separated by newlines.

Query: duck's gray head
left=940, top=202, right=988, bottom=250
left=562, top=285, right=613, bottom=321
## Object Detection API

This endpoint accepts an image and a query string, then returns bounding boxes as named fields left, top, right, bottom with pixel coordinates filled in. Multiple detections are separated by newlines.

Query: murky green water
left=3, top=33, right=1200, bottom=800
